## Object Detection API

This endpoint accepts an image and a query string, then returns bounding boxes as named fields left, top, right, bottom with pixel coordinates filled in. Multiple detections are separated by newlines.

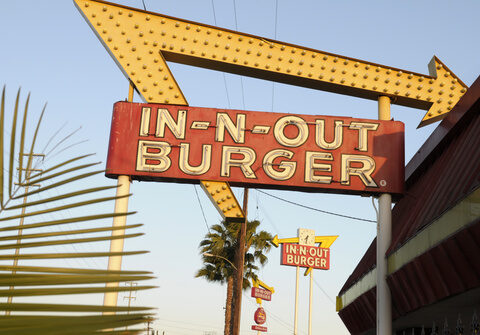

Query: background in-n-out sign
left=281, top=243, right=330, bottom=270
left=251, top=287, right=272, bottom=301
left=106, top=102, right=405, bottom=196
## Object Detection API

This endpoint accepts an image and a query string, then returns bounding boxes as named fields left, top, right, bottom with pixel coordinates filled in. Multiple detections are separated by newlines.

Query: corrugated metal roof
left=339, top=218, right=480, bottom=334
left=388, top=218, right=480, bottom=316
left=389, top=114, right=480, bottom=254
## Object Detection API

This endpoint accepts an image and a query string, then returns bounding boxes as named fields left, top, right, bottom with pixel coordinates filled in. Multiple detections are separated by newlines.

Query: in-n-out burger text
left=137, top=111, right=378, bottom=185
left=106, top=102, right=404, bottom=195
left=281, top=243, right=330, bottom=270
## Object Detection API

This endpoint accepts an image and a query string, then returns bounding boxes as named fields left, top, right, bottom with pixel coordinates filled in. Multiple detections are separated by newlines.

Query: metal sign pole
left=294, top=266, right=299, bottom=335
left=103, top=83, right=134, bottom=311
left=376, top=96, right=392, bottom=334
left=308, top=270, right=313, bottom=335
left=232, top=188, right=248, bottom=335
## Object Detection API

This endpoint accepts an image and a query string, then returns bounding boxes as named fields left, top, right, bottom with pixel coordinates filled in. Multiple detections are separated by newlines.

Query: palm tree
left=196, top=219, right=272, bottom=335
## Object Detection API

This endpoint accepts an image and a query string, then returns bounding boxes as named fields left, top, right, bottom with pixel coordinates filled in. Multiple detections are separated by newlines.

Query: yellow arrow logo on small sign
left=272, top=234, right=338, bottom=248
left=252, top=278, right=274, bottom=304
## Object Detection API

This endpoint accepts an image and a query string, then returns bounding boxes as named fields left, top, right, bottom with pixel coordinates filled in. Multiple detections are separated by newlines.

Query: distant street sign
left=251, top=287, right=272, bottom=301
left=254, top=307, right=267, bottom=325
left=252, top=325, right=268, bottom=332
left=281, top=243, right=330, bottom=270
left=106, top=102, right=404, bottom=196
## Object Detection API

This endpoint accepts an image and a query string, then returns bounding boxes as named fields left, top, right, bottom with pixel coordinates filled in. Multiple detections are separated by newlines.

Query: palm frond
left=0, top=88, right=154, bottom=333
left=29, top=154, right=95, bottom=179
left=0, top=212, right=137, bottom=232
left=8, top=89, right=20, bottom=199
left=196, top=218, right=273, bottom=292
left=17, top=92, right=29, bottom=186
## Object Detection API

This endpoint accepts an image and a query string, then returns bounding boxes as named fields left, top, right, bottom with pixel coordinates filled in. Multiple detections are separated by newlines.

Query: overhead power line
left=232, top=0, right=246, bottom=109
left=271, top=0, right=278, bottom=114
left=256, top=190, right=376, bottom=223
left=313, top=276, right=335, bottom=305
left=211, top=0, right=232, bottom=109
left=193, top=185, right=211, bottom=233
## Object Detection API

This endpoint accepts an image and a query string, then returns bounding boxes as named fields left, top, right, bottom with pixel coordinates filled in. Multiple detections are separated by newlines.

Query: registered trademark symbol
left=380, top=180, right=387, bottom=186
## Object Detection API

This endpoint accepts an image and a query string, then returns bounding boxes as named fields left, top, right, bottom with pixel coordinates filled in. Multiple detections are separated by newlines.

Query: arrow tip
left=272, top=235, right=279, bottom=248
left=418, top=56, right=468, bottom=128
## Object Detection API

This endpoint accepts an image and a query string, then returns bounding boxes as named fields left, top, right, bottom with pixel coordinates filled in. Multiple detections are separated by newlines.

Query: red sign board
left=254, top=307, right=267, bottom=325
left=106, top=102, right=404, bottom=195
left=281, top=243, right=330, bottom=270
left=251, top=287, right=272, bottom=301
left=252, top=325, right=268, bottom=332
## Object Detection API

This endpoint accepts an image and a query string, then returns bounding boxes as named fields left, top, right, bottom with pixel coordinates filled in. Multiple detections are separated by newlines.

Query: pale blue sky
left=1, top=0, right=480, bottom=334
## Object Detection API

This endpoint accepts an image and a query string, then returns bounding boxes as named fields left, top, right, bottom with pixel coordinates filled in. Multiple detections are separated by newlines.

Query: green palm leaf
left=0, top=250, right=147, bottom=260
left=0, top=223, right=143, bottom=241
left=0, top=273, right=153, bottom=285
left=0, top=88, right=154, bottom=333
left=28, top=154, right=95, bottom=179
left=0, top=212, right=136, bottom=232
left=0, top=265, right=151, bottom=275
left=0, top=302, right=152, bottom=312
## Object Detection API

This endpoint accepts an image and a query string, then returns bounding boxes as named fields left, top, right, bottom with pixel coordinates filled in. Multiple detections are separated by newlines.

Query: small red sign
left=251, top=287, right=272, bottom=301
left=254, top=307, right=267, bottom=325
left=252, top=325, right=268, bottom=332
left=281, top=244, right=330, bottom=270
left=106, top=102, right=404, bottom=196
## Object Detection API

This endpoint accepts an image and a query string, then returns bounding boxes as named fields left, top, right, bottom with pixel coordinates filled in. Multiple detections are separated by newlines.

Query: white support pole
left=294, top=266, right=299, bottom=335
left=377, top=96, right=392, bottom=334
left=103, top=82, right=134, bottom=312
left=103, top=175, right=131, bottom=310
left=308, top=271, right=313, bottom=335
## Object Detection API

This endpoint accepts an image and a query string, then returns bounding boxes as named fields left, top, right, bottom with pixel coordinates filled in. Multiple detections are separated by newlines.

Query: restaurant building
left=336, top=75, right=480, bottom=334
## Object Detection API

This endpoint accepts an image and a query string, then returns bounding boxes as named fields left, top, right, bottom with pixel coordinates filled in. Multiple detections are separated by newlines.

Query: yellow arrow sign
left=271, top=234, right=338, bottom=248
left=313, top=235, right=338, bottom=248
left=200, top=180, right=244, bottom=220
left=75, top=0, right=467, bottom=127
left=304, top=267, right=314, bottom=276
left=75, top=0, right=246, bottom=220
left=252, top=278, right=275, bottom=293
left=304, top=236, right=338, bottom=276
left=271, top=235, right=298, bottom=247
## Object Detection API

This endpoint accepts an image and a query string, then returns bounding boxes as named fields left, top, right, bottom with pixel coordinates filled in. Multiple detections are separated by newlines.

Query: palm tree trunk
left=224, top=276, right=234, bottom=335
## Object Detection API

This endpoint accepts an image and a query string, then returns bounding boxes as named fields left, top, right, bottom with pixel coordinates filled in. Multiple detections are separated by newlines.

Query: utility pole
left=145, top=320, right=152, bottom=335
left=123, top=281, right=137, bottom=330
left=231, top=188, right=248, bottom=335
left=124, top=281, right=137, bottom=309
